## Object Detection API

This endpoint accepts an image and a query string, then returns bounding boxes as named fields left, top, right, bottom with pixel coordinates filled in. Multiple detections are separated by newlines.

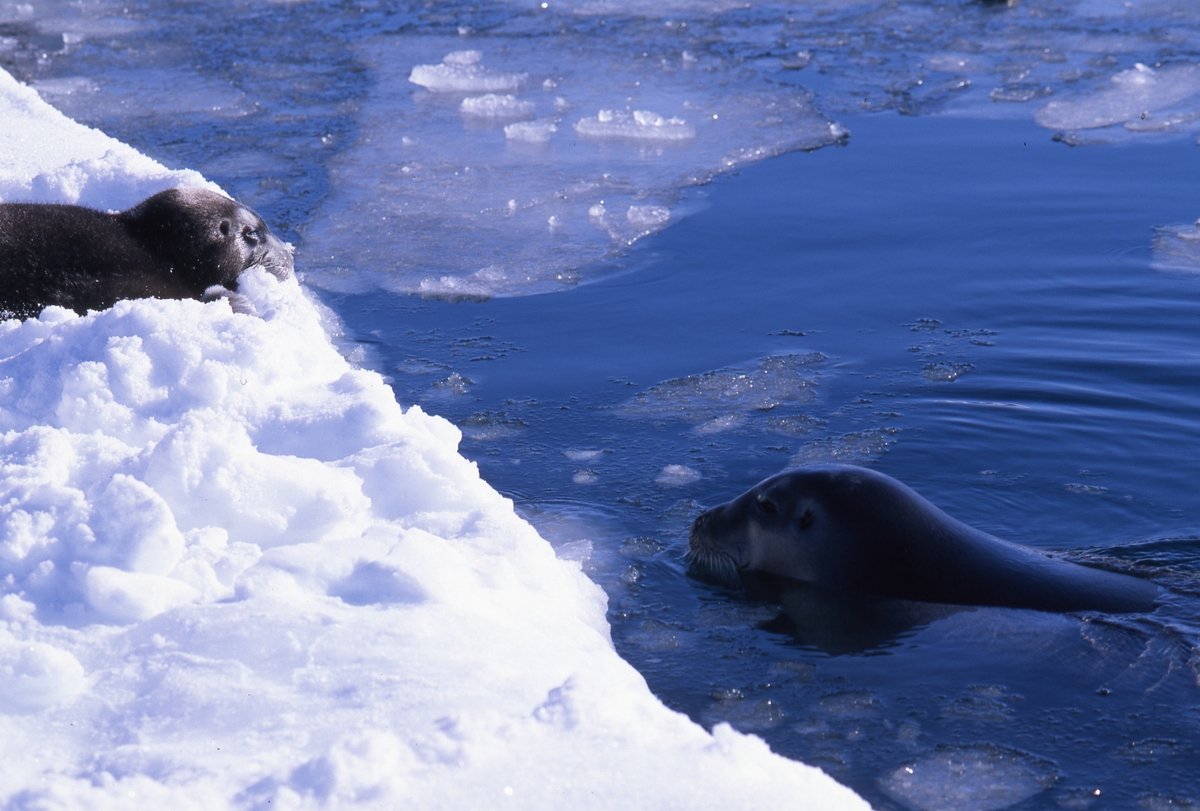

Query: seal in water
left=689, top=465, right=1161, bottom=616
left=0, top=187, right=293, bottom=319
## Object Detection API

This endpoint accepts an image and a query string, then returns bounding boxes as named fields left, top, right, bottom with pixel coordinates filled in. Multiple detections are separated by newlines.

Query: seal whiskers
left=684, top=544, right=741, bottom=589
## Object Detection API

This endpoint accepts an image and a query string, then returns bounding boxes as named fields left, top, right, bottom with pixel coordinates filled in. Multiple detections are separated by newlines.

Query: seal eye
left=242, top=226, right=261, bottom=246
left=756, top=494, right=778, bottom=515
left=799, top=510, right=813, bottom=530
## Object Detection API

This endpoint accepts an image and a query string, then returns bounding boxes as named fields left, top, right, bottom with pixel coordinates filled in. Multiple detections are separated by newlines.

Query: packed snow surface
left=0, top=68, right=869, bottom=810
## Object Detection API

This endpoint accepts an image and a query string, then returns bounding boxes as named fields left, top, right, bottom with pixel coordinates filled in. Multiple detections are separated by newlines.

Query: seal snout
left=686, top=507, right=742, bottom=588
left=687, top=507, right=722, bottom=555
left=254, top=233, right=295, bottom=281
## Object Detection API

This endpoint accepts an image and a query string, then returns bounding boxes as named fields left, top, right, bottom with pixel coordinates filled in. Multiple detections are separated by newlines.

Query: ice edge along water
left=0, top=68, right=868, bottom=810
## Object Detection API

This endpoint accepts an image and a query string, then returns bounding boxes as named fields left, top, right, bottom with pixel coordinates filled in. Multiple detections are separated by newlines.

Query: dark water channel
left=337, top=113, right=1200, bottom=810
left=7, top=0, right=1200, bottom=807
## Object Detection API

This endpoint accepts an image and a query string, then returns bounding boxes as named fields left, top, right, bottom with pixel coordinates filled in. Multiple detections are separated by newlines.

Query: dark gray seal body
left=689, top=465, right=1160, bottom=615
left=0, top=187, right=293, bottom=319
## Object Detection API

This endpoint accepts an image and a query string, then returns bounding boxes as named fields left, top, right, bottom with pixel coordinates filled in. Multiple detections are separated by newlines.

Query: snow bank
left=0, top=68, right=868, bottom=810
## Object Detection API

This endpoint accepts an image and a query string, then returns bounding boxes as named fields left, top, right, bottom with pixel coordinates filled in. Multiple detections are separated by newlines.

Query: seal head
left=119, top=187, right=293, bottom=291
left=689, top=465, right=1160, bottom=615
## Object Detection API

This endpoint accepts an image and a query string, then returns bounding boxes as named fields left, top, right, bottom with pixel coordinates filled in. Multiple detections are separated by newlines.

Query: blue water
left=336, top=113, right=1200, bottom=807
left=10, top=0, right=1200, bottom=807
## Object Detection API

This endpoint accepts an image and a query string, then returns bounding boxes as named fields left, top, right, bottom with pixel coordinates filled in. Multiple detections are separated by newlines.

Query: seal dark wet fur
left=689, top=465, right=1160, bottom=615
left=0, top=187, right=293, bottom=319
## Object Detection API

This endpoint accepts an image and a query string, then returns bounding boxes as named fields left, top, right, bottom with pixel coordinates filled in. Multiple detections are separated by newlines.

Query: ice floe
left=1035, top=63, right=1200, bottom=131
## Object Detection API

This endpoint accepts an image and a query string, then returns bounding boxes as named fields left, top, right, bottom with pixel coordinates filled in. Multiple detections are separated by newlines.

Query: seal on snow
left=0, top=187, right=293, bottom=318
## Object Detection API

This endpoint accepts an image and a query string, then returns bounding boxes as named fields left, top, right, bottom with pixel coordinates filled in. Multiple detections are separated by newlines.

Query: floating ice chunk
left=554, top=539, right=594, bottom=565
left=989, top=85, right=1052, bottom=103
left=570, top=0, right=749, bottom=14
left=791, top=428, right=897, bottom=466
left=564, top=448, right=605, bottom=462
left=694, top=413, right=745, bottom=435
left=431, top=371, right=474, bottom=395
left=458, top=411, right=526, bottom=441
left=926, top=54, right=989, bottom=73
left=30, top=76, right=97, bottom=97
left=1035, top=63, right=1200, bottom=130
left=704, top=693, right=785, bottom=730
left=409, top=51, right=528, bottom=93
left=780, top=51, right=812, bottom=71
left=1140, top=793, right=1200, bottom=811
left=574, top=108, right=696, bottom=141
left=416, top=273, right=494, bottom=302
left=1124, top=110, right=1200, bottom=131
left=627, top=204, right=670, bottom=229
left=505, top=120, right=558, bottom=143
left=923, top=361, right=973, bottom=381
left=0, top=632, right=87, bottom=713
left=1151, top=222, right=1200, bottom=272
left=880, top=744, right=1059, bottom=811
left=625, top=353, right=823, bottom=424
left=460, top=93, right=535, bottom=120
left=655, top=464, right=701, bottom=486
